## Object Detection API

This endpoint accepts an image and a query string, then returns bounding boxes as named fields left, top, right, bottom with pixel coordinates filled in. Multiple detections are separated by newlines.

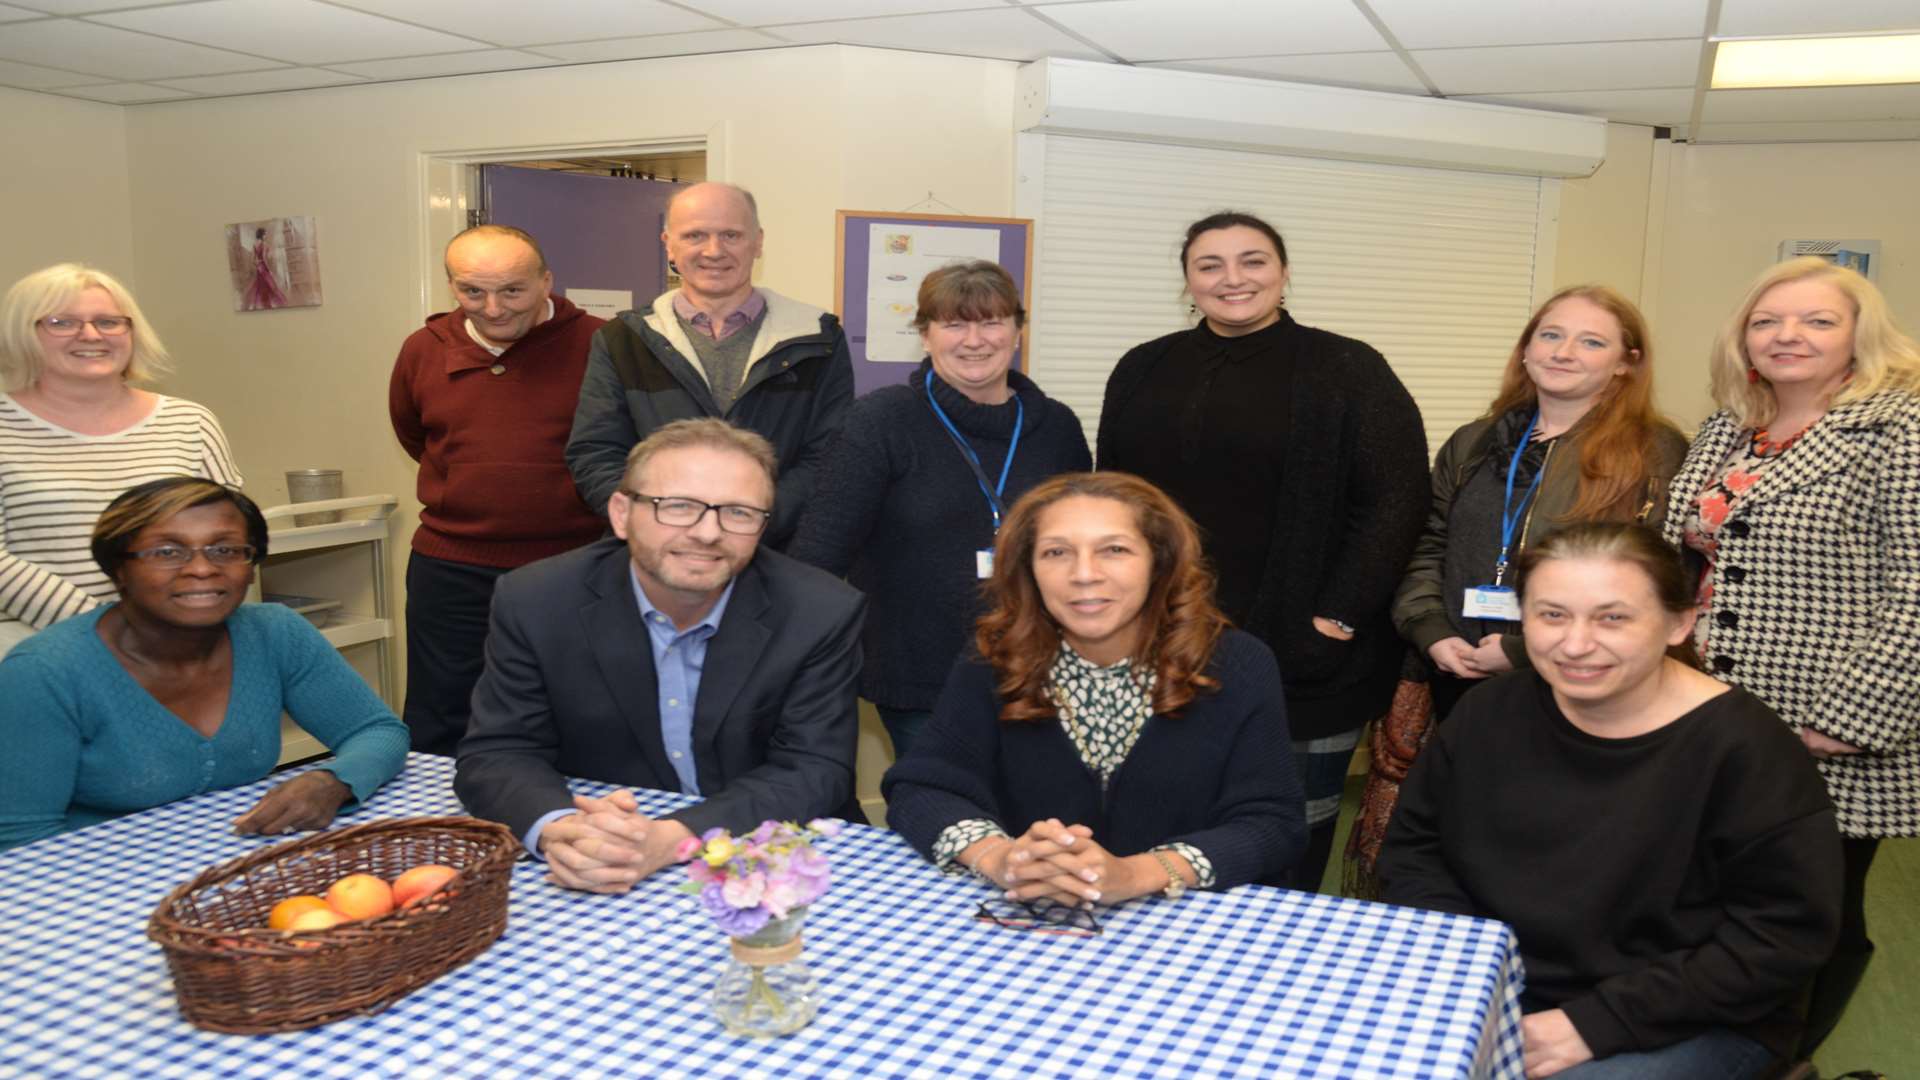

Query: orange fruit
left=392, top=865, right=460, bottom=908
left=267, top=895, right=333, bottom=931
left=325, top=873, right=395, bottom=920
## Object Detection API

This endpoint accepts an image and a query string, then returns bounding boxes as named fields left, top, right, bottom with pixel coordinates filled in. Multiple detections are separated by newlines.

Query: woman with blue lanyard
left=1392, top=285, right=1687, bottom=721
left=791, top=260, right=1090, bottom=759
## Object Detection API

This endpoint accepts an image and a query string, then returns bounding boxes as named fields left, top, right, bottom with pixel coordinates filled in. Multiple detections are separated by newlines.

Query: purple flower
left=701, top=882, right=771, bottom=936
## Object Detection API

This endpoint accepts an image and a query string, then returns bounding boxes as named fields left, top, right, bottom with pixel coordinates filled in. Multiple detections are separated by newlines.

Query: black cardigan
left=881, top=630, right=1306, bottom=890
left=788, top=360, right=1090, bottom=711
left=1098, top=314, right=1429, bottom=737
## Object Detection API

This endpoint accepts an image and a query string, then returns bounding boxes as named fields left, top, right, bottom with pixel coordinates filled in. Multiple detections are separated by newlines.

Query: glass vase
left=711, top=908, right=818, bottom=1037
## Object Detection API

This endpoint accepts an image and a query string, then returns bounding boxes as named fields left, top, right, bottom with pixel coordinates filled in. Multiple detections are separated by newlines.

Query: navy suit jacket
left=454, top=537, right=866, bottom=841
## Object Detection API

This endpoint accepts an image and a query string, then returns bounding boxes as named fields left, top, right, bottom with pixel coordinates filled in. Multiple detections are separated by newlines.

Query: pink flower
left=806, top=818, right=843, bottom=838
left=685, top=859, right=720, bottom=885
left=761, top=876, right=807, bottom=919
left=722, top=871, right=767, bottom=909
left=673, top=835, right=704, bottom=863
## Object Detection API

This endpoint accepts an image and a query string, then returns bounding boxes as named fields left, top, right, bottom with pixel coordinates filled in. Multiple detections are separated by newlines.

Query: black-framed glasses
left=618, top=490, right=770, bottom=535
left=974, top=898, right=1102, bottom=937
left=39, top=315, right=133, bottom=337
left=128, top=543, right=257, bottom=568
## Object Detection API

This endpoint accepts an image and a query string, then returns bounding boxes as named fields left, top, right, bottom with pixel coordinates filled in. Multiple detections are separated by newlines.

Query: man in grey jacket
left=566, top=182, right=853, bottom=546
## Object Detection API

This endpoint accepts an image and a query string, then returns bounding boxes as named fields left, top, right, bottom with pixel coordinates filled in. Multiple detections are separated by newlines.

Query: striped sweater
left=0, top=394, right=242, bottom=630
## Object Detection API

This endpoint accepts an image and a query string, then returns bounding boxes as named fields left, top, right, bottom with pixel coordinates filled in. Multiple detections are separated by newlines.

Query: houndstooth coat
left=1665, top=388, right=1920, bottom=838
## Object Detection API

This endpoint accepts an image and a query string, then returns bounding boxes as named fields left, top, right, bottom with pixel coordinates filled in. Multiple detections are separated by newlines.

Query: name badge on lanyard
left=926, top=377, right=1022, bottom=581
left=1463, top=410, right=1544, bottom=624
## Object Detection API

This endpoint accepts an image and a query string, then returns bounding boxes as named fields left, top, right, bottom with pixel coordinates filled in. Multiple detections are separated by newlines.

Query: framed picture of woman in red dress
left=225, top=215, right=323, bottom=311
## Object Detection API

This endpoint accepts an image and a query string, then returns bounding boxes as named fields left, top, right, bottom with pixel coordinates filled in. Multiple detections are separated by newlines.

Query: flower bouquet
left=676, top=819, right=840, bottom=1037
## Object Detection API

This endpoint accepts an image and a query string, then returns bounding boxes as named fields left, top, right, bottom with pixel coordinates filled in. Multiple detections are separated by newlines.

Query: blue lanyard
left=925, top=376, right=1023, bottom=531
left=1495, top=411, right=1547, bottom=585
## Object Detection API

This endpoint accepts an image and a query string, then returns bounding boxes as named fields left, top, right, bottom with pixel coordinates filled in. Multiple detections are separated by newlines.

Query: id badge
left=1462, top=586, right=1521, bottom=622
left=976, top=549, right=995, bottom=579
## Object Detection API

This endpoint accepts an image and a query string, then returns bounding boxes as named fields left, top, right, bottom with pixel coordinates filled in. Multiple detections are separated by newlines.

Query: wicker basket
left=147, top=816, right=518, bottom=1033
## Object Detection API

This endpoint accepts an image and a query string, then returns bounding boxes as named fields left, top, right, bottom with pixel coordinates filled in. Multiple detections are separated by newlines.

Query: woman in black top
left=1380, top=523, right=1840, bottom=1079
left=1098, top=211, right=1427, bottom=891
left=791, top=261, right=1089, bottom=759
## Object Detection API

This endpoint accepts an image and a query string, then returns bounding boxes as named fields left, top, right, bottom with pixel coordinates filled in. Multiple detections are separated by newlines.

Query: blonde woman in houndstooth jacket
left=1665, top=256, right=1920, bottom=1056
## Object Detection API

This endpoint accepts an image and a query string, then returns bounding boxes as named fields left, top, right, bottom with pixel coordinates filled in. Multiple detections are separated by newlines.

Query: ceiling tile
left=331, top=0, right=723, bottom=47
left=154, top=66, right=368, bottom=94
left=1142, top=51, right=1427, bottom=94
left=5, top=0, right=178, bottom=12
left=0, top=19, right=274, bottom=79
left=1702, top=83, right=1920, bottom=122
left=1367, top=0, right=1708, bottom=48
left=685, top=0, right=1003, bottom=24
left=1716, top=0, right=1920, bottom=37
left=1693, top=118, right=1920, bottom=142
left=1461, top=88, right=1697, bottom=126
left=325, top=48, right=563, bottom=79
left=766, top=9, right=1106, bottom=61
left=528, top=28, right=787, bottom=63
left=1039, top=0, right=1384, bottom=61
left=0, top=56, right=102, bottom=88
left=1415, top=38, right=1700, bottom=96
left=56, top=81, right=196, bottom=102
left=91, top=0, right=486, bottom=64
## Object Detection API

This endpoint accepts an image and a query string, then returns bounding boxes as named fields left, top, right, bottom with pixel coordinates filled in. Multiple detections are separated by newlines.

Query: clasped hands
left=964, top=818, right=1186, bottom=909
left=537, top=788, right=695, bottom=893
left=1429, top=633, right=1515, bottom=679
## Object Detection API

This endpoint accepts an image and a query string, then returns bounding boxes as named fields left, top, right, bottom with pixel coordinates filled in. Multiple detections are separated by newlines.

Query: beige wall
left=0, top=86, right=133, bottom=293
left=1650, top=138, right=1920, bottom=428
left=1553, top=122, right=1656, bottom=302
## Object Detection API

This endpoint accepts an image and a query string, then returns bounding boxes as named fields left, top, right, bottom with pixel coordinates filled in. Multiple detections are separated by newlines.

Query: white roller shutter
left=1025, top=135, right=1549, bottom=458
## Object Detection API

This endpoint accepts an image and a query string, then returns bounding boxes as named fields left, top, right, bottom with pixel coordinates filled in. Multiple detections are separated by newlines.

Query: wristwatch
left=1148, top=849, right=1187, bottom=900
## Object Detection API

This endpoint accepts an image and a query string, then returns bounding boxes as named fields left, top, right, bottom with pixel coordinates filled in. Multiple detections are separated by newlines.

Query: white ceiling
left=1, top=0, right=1916, bottom=142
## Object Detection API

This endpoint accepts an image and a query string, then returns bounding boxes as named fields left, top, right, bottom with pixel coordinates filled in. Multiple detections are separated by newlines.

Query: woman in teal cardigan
left=0, top=477, right=408, bottom=850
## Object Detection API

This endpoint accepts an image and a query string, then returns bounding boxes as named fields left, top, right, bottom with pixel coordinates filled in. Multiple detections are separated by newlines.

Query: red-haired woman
left=883, top=472, right=1305, bottom=904
left=1393, top=285, right=1687, bottom=719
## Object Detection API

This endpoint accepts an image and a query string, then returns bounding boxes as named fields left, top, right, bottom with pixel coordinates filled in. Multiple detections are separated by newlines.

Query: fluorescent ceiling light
left=1712, top=33, right=1920, bottom=89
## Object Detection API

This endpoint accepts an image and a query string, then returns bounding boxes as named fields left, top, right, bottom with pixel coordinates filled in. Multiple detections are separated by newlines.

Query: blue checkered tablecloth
left=0, top=754, right=1525, bottom=1079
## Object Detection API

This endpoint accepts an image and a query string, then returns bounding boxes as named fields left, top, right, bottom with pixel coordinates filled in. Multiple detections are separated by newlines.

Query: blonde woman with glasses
left=0, top=263, right=241, bottom=655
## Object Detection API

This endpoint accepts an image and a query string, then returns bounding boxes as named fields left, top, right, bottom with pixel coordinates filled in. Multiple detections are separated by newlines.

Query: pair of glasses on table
left=974, top=898, right=1102, bottom=937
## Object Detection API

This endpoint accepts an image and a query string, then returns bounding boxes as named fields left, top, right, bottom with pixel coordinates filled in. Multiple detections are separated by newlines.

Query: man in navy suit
left=455, top=418, right=866, bottom=893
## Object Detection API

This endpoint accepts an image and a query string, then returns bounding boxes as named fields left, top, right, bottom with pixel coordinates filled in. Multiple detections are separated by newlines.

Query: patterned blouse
left=1680, top=424, right=1807, bottom=653
left=930, top=644, right=1215, bottom=889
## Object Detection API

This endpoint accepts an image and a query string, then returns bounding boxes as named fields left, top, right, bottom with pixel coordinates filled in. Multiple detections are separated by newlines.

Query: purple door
left=480, top=165, right=685, bottom=319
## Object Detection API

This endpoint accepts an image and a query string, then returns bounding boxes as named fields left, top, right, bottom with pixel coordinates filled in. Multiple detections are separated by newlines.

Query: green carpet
left=1323, top=778, right=1917, bottom=1077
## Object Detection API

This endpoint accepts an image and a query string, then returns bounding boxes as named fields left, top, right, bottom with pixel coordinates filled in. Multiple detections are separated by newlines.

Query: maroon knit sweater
left=388, top=295, right=607, bottom=568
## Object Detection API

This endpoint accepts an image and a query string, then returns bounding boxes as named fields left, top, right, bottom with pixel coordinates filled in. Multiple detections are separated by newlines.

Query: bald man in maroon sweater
left=389, top=225, right=606, bottom=755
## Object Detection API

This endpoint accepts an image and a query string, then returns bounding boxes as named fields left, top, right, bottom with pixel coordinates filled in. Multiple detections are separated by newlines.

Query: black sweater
left=1099, top=314, right=1429, bottom=737
left=882, top=630, right=1306, bottom=890
left=789, top=361, right=1090, bottom=710
left=1378, top=673, right=1842, bottom=1060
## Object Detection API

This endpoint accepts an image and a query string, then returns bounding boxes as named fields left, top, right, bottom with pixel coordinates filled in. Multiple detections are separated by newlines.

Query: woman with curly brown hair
left=883, top=472, right=1305, bottom=904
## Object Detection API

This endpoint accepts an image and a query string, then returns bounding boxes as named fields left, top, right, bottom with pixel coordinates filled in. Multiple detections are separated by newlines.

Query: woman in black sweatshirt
left=1380, top=522, right=1840, bottom=1078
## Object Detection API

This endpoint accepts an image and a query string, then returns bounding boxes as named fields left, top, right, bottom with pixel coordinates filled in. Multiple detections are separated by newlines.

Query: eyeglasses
left=974, top=898, right=1102, bottom=937
left=39, top=315, right=133, bottom=337
left=127, top=543, right=257, bottom=568
left=618, top=490, right=770, bottom=535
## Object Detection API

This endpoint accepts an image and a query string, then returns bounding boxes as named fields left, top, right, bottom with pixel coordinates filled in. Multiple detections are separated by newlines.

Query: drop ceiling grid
left=0, top=0, right=1909, bottom=137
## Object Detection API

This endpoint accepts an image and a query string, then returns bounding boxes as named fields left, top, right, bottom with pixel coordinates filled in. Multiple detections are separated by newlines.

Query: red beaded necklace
left=1749, top=421, right=1813, bottom=458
